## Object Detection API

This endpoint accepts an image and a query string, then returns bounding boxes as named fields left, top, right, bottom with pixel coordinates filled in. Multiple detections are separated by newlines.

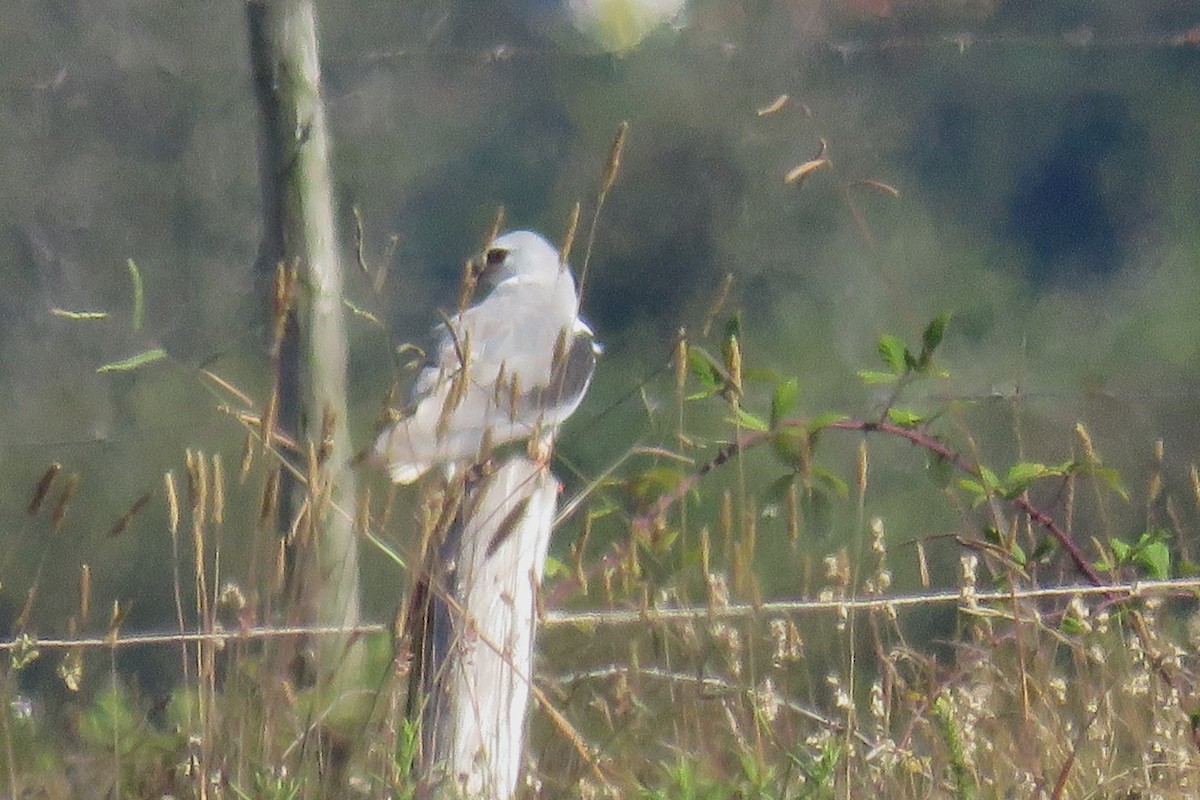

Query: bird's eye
left=484, top=247, right=508, bottom=268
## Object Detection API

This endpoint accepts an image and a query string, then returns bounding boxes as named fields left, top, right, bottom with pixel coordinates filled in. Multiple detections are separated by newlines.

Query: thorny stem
left=837, top=419, right=1106, bottom=586
left=622, top=415, right=1191, bottom=713
left=631, top=417, right=1101, bottom=587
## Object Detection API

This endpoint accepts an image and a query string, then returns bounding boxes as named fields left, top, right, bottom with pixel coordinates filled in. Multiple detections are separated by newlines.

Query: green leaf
left=1060, top=615, right=1087, bottom=635
left=686, top=347, right=724, bottom=398
left=1135, top=541, right=1171, bottom=580
left=729, top=406, right=769, bottom=432
left=877, top=334, right=908, bottom=374
left=1109, top=539, right=1130, bottom=564
left=1093, top=467, right=1130, bottom=501
left=1055, top=458, right=1083, bottom=475
left=97, top=348, right=167, bottom=373
left=921, top=312, right=950, bottom=354
left=543, top=555, right=569, bottom=578
left=858, top=370, right=898, bottom=385
left=771, top=428, right=808, bottom=469
left=984, top=528, right=1027, bottom=566
left=1030, top=536, right=1056, bottom=561
left=806, top=412, right=850, bottom=432
left=653, top=528, right=679, bottom=552
left=627, top=468, right=686, bottom=512
left=812, top=466, right=850, bottom=497
left=978, top=465, right=1000, bottom=492
left=1126, top=530, right=1171, bottom=579
left=1001, top=462, right=1052, bottom=497
left=51, top=308, right=110, bottom=321
left=1005, top=462, right=1048, bottom=483
left=127, top=258, right=144, bottom=332
left=886, top=407, right=922, bottom=427
left=957, top=478, right=988, bottom=507
left=958, top=478, right=984, bottom=494
left=770, top=378, right=800, bottom=428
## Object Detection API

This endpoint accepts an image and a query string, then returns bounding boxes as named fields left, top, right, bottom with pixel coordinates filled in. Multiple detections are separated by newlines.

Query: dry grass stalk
left=106, top=492, right=151, bottom=539
left=50, top=472, right=80, bottom=535
left=560, top=202, right=581, bottom=268
left=26, top=462, right=61, bottom=517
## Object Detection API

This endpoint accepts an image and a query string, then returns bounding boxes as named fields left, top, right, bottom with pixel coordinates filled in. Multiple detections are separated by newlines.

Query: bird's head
left=474, top=230, right=566, bottom=288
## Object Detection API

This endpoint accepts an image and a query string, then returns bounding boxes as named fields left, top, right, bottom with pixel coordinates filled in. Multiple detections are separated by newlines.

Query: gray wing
left=535, top=318, right=599, bottom=423
left=376, top=292, right=594, bottom=484
left=406, top=320, right=459, bottom=408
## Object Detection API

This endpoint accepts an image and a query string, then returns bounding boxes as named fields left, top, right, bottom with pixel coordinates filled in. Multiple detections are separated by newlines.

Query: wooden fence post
left=412, top=456, right=559, bottom=798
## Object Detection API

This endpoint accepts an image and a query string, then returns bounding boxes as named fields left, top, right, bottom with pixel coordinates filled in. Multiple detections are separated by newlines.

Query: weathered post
left=411, top=457, right=559, bottom=798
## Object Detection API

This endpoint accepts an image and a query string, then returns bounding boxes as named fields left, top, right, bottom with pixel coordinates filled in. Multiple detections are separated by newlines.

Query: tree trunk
left=245, top=0, right=363, bottom=700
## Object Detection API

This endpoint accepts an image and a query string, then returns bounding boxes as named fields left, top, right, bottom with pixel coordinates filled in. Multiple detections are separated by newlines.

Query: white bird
left=373, top=230, right=600, bottom=484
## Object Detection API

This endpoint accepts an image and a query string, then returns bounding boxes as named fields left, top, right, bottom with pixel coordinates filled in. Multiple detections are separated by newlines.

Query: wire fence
left=4, top=577, right=1196, bottom=653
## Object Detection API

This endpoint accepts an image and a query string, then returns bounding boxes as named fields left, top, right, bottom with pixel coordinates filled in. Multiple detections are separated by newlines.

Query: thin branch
left=631, top=416, right=1105, bottom=586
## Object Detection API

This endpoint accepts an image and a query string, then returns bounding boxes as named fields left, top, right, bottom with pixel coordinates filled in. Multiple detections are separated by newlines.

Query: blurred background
left=2, top=0, right=1200, bottom=695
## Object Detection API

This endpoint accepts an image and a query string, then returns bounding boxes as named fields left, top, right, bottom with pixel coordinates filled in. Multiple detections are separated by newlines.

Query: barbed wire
left=543, top=577, right=1200, bottom=627
left=3, top=577, right=1196, bottom=652
left=0, top=623, right=387, bottom=653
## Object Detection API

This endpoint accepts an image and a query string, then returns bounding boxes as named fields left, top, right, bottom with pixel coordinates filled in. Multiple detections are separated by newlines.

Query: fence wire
left=4, top=577, right=1196, bottom=652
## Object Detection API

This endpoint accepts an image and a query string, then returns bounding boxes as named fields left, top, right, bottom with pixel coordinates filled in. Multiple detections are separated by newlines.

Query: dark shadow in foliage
left=390, top=99, right=577, bottom=296
left=588, top=132, right=744, bottom=332
left=911, top=100, right=982, bottom=200
left=1006, top=92, right=1148, bottom=284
